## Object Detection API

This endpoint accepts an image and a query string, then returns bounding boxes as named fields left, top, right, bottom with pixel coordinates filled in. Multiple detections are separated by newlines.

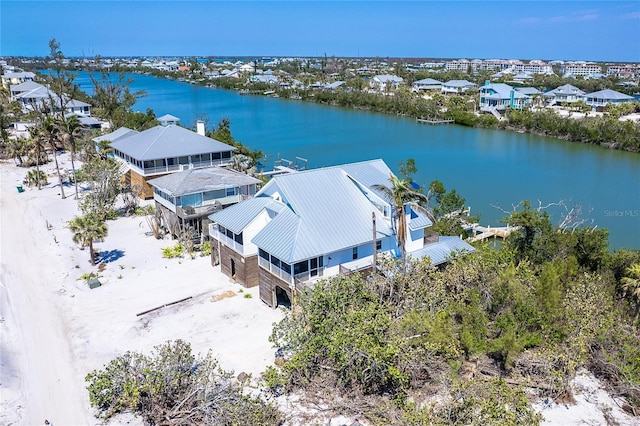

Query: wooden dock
left=417, top=118, right=454, bottom=125
left=466, top=224, right=518, bottom=242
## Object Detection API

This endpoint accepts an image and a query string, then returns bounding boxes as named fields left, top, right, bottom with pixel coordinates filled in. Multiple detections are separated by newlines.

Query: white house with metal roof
left=1, top=71, right=35, bottom=89
left=543, top=84, right=586, bottom=106
left=208, top=159, right=475, bottom=307
left=94, top=123, right=236, bottom=198
left=584, top=89, right=635, bottom=109
left=148, top=166, right=261, bottom=238
left=370, top=75, right=404, bottom=92
left=412, top=78, right=443, bottom=92
left=441, top=80, right=476, bottom=95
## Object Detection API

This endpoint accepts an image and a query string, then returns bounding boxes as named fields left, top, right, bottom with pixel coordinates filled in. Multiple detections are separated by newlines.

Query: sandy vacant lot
left=0, top=154, right=283, bottom=425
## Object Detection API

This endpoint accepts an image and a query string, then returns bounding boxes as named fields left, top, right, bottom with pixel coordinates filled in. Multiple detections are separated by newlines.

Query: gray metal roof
left=585, top=89, right=634, bottom=100
left=9, top=80, right=43, bottom=92
left=545, top=84, right=585, bottom=96
left=208, top=197, right=287, bottom=235
left=408, top=236, right=475, bottom=265
left=408, top=208, right=433, bottom=231
left=157, top=114, right=180, bottom=122
left=413, top=78, right=443, bottom=85
left=93, top=127, right=139, bottom=143
left=148, top=166, right=261, bottom=197
left=252, top=163, right=394, bottom=263
left=107, top=124, right=236, bottom=161
left=443, top=80, right=476, bottom=88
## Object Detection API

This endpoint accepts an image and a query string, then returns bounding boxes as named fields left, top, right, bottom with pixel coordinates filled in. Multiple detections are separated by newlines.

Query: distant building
left=411, top=78, right=443, bottom=92
left=561, top=62, right=603, bottom=77
left=584, top=89, right=635, bottom=110
left=544, top=84, right=586, bottom=105
left=370, top=74, right=404, bottom=92
left=441, top=80, right=476, bottom=95
left=1, top=70, right=35, bottom=89
left=479, top=82, right=530, bottom=110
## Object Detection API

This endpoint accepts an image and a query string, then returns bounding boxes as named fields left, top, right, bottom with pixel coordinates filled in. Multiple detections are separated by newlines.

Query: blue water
left=71, top=71, right=640, bottom=249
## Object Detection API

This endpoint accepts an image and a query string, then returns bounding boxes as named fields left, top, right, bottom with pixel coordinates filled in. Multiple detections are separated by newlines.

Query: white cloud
left=621, top=11, right=640, bottom=19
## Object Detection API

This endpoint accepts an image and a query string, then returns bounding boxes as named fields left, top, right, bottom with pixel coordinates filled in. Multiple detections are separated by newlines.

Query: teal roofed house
left=209, top=159, right=475, bottom=308
left=479, top=82, right=531, bottom=111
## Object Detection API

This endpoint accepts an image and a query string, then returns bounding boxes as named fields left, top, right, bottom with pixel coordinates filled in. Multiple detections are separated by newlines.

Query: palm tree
left=68, top=213, right=108, bottom=266
left=28, top=122, right=49, bottom=190
left=372, top=174, right=432, bottom=265
left=622, top=263, right=640, bottom=319
left=59, top=115, right=83, bottom=199
left=33, top=117, right=66, bottom=198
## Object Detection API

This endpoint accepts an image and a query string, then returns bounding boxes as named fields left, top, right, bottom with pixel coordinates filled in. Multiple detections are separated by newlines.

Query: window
left=213, top=152, right=221, bottom=160
left=259, top=248, right=269, bottom=260
left=178, top=156, right=189, bottom=165
left=352, top=247, right=358, bottom=260
left=234, top=232, right=243, bottom=245
left=222, top=151, right=231, bottom=159
left=294, top=261, right=308, bottom=275
left=226, top=187, right=236, bottom=196
left=376, top=240, right=382, bottom=250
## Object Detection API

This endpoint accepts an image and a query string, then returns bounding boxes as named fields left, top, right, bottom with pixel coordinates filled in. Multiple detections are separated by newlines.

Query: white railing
left=258, top=257, right=293, bottom=284
left=211, top=228, right=250, bottom=255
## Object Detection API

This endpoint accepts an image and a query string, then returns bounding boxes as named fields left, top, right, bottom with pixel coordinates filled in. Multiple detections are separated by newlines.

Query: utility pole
left=372, top=212, right=377, bottom=271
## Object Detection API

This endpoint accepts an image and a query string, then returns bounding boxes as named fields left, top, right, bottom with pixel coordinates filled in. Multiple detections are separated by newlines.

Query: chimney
left=196, top=120, right=206, bottom=136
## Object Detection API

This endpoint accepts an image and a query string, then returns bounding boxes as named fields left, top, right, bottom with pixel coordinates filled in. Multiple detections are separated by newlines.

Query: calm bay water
left=73, top=72, right=640, bottom=249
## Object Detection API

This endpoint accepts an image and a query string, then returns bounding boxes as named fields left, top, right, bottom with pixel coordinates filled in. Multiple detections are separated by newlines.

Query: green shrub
left=23, top=169, right=47, bottom=187
left=161, top=243, right=184, bottom=258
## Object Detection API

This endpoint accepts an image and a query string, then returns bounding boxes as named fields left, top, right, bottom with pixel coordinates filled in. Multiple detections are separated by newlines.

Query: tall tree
left=59, top=114, right=83, bottom=199
left=68, top=213, right=108, bottom=266
left=33, top=117, right=66, bottom=198
left=45, top=39, right=77, bottom=120
left=77, top=157, right=123, bottom=219
left=89, top=55, right=146, bottom=128
left=372, top=174, right=431, bottom=265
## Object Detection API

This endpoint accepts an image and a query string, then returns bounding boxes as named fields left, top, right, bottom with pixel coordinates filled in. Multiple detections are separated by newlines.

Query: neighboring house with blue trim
left=479, top=82, right=531, bottom=110
left=208, top=159, right=475, bottom=307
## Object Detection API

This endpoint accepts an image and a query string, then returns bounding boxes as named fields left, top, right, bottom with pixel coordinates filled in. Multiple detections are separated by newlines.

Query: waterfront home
left=93, top=121, right=236, bottom=199
left=584, top=89, right=635, bottom=111
left=479, top=82, right=531, bottom=111
left=544, top=84, right=586, bottom=106
left=10, top=81, right=92, bottom=115
left=370, top=74, right=404, bottom=92
left=441, top=80, right=476, bottom=95
left=1, top=70, right=35, bottom=89
left=411, top=78, right=443, bottom=92
left=208, top=159, right=475, bottom=307
left=250, top=74, right=279, bottom=84
left=149, top=166, right=261, bottom=238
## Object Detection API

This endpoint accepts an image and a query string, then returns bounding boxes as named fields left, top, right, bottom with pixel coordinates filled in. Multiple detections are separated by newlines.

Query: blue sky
left=1, top=1, right=639, bottom=61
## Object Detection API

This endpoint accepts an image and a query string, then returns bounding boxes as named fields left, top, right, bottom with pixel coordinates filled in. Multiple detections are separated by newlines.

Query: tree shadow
left=97, top=249, right=125, bottom=264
